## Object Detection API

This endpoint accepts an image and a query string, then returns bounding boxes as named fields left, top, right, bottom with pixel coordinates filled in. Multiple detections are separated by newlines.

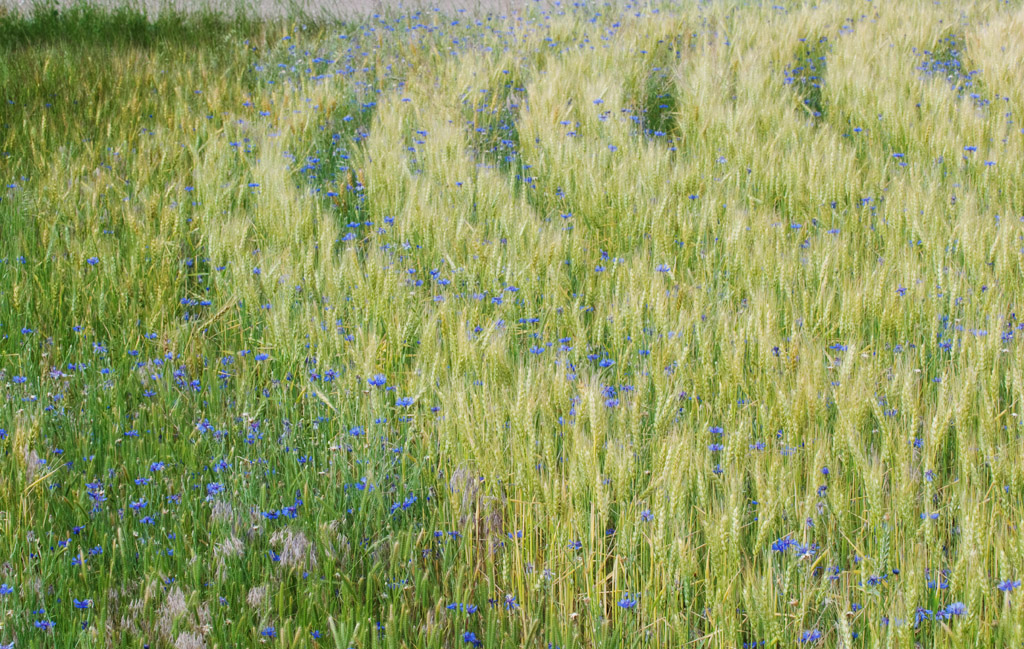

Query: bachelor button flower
left=997, top=579, right=1021, bottom=592
left=941, top=602, right=966, bottom=618
left=598, top=358, right=615, bottom=368
left=655, top=264, right=670, bottom=272
left=640, top=509, right=654, bottom=522
left=772, top=537, right=797, bottom=553
left=368, top=374, right=386, bottom=387
left=617, top=594, right=637, bottom=609
left=463, top=631, right=482, bottom=647
left=799, top=629, right=822, bottom=643
left=72, top=598, right=91, bottom=609
left=396, top=397, right=415, bottom=407
left=87, top=257, right=99, bottom=265
left=795, top=543, right=819, bottom=559
left=261, top=626, right=277, bottom=638
left=709, top=426, right=724, bottom=435
left=0, top=583, right=13, bottom=596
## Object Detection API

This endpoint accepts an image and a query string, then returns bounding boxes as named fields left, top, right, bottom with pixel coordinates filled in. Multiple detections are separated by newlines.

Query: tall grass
left=1, top=1, right=1023, bottom=647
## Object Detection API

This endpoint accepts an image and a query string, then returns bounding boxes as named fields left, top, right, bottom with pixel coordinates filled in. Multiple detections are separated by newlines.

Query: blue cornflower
left=87, top=257, right=99, bottom=265
left=72, top=598, right=91, bottom=609
left=598, top=358, right=615, bottom=368
left=0, top=583, right=13, bottom=596
left=941, top=602, right=966, bottom=617
left=771, top=537, right=797, bottom=553
left=261, top=626, right=277, bottom=638
left=617, top=594, right=638, bottom=609
left=396, top=397, right=415, bottom=407
left=795, top=543, right=819, bottom=559
left=463, top=631, right=482, bottom=647
left=640, top=509, right=654, bottom=522
left=799, top=629, right=822, bottom=643
left=997, top=579, right=1021, bottom=592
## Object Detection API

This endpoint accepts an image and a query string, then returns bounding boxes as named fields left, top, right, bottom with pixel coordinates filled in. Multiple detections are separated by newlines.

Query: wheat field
left=1, top=1, right=1023, bottom=647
